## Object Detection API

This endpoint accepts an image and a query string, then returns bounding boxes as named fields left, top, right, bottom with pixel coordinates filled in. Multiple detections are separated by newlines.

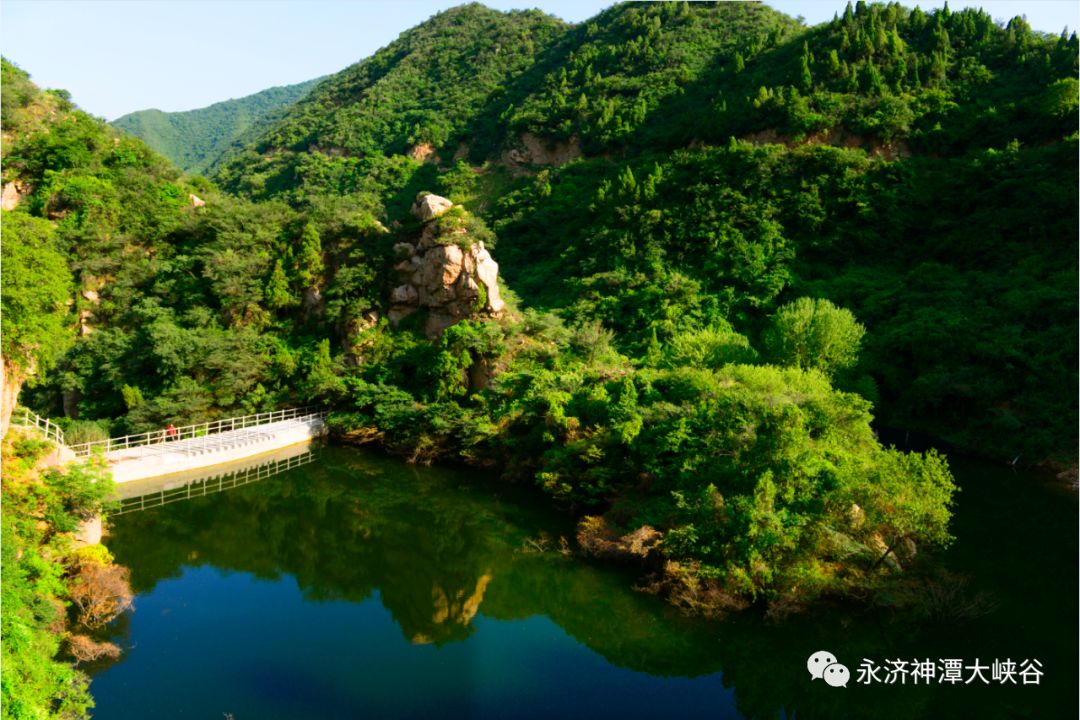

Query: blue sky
left=2, top=0, right=1076, bottom=121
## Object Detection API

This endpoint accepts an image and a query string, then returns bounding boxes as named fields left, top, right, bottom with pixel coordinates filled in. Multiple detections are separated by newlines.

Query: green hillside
left=1, top=8, right=1076, bottom=702
left=214, top=3, right=571, bottom=204
left=110, top=76, right=322, bottom=174
left=211, top=0, right=1078, bottom=462
left=2, top=57, right=332, bottom=432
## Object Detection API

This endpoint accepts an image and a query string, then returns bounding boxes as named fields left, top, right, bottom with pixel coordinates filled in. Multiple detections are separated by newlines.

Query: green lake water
left=90, top=445, right=1077, bottom=719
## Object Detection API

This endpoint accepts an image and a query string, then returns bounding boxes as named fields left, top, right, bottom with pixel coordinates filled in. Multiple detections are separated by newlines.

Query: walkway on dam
left=12, top=407, right=328, bottom=483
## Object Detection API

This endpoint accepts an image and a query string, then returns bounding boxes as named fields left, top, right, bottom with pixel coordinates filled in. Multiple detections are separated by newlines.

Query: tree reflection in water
left=99, top=447, right=1076, bottom=720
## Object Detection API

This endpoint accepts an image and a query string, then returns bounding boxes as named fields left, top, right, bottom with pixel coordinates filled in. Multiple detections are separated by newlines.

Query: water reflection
left=96, top=447, right=1077, bottom=720
left=112, top=442, right=316, bottom=513
left=105, top=446, right=726, bottom=660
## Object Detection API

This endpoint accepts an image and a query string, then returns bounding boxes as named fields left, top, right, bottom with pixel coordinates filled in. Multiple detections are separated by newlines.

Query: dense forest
left=210, top=0, right=1077, bottom=464
left=110, top=76, right=323, bottom=175
left=1, top=2, right=1076, bottom=716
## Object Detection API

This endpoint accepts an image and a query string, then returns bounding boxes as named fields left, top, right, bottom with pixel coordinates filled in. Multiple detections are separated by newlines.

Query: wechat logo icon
left=808, top=650, right=850, bottom=688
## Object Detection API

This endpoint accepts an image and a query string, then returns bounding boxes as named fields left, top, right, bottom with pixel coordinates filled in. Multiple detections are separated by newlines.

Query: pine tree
left=828, top=49, right=842, bottom=76
left=295, top=223, right=324, bottom=289
left=265, top=259, right=294, bottom=310
left=862, top=63, right=886, bottom=95
left=799, top=42, right=814, bottom=90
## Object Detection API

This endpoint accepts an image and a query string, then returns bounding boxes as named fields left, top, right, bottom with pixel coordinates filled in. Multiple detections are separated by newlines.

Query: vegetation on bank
left=1, top=434, right=126, bottom=719
left=327, top=303, right=956, bottom=609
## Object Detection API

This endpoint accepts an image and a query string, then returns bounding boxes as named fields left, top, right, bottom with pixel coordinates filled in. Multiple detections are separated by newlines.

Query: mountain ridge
left=111, top=75, right=324, bottom=174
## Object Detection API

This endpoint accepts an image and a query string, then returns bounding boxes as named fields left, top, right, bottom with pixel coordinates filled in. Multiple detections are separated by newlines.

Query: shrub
left=58, top=419, right=111, bottom=445
left=69, top=561, right=134, bottom=630
left=660, top=322, right=758, bottom=369
left=763, top=297, right=865, bottom=377
left=67, top=635, right=122, bottom=665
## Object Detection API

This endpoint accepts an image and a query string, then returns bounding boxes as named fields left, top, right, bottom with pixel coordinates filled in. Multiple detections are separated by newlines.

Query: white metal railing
left=68, top=407, right=325, bottom=458
left=11, top=407, right=66, bottom=445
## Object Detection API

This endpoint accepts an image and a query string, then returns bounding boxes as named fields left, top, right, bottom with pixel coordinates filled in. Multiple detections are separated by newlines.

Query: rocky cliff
left=389, top=193, right=506, bottom=338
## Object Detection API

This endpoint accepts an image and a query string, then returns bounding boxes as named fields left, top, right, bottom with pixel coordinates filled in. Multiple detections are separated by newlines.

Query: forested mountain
left=1, top=57, right=340, bottom=437
left=211, top=0, right=1077, bottom=462
left=214, top=3, right=572, bottom=205
left=1, top=6, right=1076, bottom=704
left=110, top=76, right=323, bottom=174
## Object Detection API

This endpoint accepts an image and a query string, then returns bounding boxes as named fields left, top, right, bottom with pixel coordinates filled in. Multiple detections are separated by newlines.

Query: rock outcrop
left=501, top=132, right=582, bottom=170
left=407, top=142, right=440, bottom=163
left=410, top=192, right=453, bottom=222
left=1, top=181, right=24, bottom=211
left=79, top=280, right=103, bottom=337
left=389, top=193, right=506, bottom=338
left=0, top=355, right=22, bottom=440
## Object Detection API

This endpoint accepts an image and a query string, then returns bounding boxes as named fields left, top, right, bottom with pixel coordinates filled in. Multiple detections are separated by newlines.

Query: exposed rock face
left=189, top=194, right=206, bottom=207
left=741, top=128, right=911, bottom=161
left=0, top=355, right=22, bottom=441
left=77, top=277, right=105, bottom=336
left=407, top=142, right=440, bottom=163
left=74, top=516, right=103, bottom=547
left=79, top=309, right=94, bottom=336
left=390, top=193, right=506, bottom=338
left=501, top=132, right=582, bottom=170
left=388, top=284, right=415, bottom=305
left=302, top=286, right=323, bottom=310
left=1, top=182, right=23, bottom=211
left=410, top=192, right=453, bottom=222
left=468, top=356, right=493, bottom=391
left=344, top=309, right=382, bottom=366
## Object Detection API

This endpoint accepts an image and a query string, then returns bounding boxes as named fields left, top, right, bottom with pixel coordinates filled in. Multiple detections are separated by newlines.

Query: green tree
left=659, top=323, right=758, bottom=369
left=848, top=448, right=957, bottom=569
left=295, top=222, right=324, bottom=289
left=1, top=212, right=73, bottom=377
left=1, top=441, right=116, bottom=720
left=764, top=297, right=865, bottom=378
left=1041, top=77, right=1079, bottom=119
left=265, top=259, right=295, bottom=310
left=301, top=339, right=345, bottom=402
left=799, top=42, right=813, bottom=90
